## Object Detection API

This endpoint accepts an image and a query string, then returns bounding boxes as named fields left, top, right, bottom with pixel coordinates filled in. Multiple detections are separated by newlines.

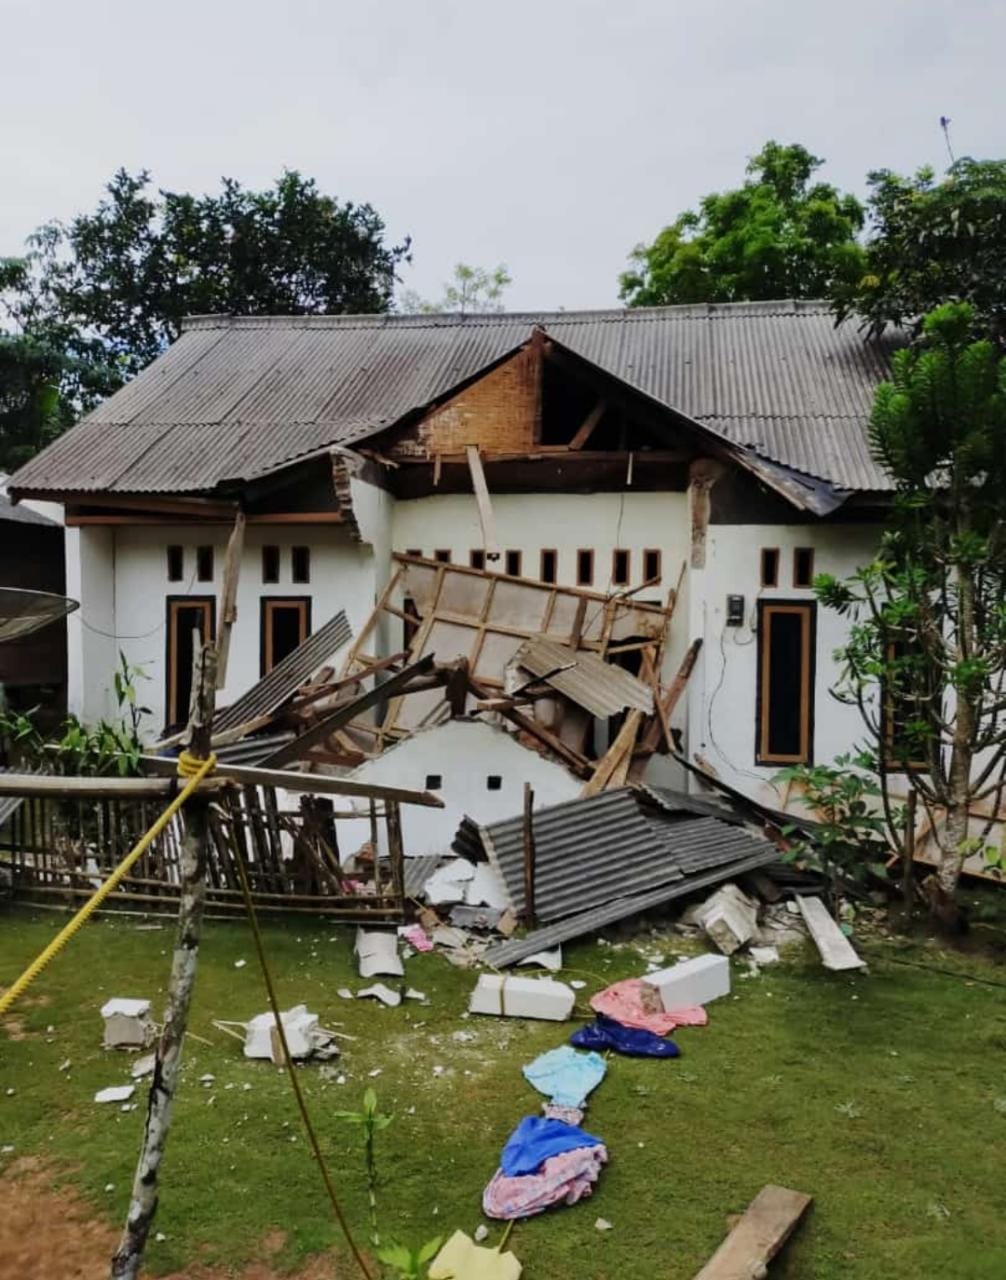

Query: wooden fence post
left=111, top=640, right=217, bottom=1280
left=522, top=782, right=536, bottom=928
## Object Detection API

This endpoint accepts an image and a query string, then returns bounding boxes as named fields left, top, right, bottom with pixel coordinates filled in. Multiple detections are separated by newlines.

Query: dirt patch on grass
left=0, top=1160, right=340, bottom=1280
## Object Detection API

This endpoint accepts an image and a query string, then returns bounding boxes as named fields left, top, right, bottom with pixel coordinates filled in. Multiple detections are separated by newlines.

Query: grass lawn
left=1, top=901, right=1005, bottom=1279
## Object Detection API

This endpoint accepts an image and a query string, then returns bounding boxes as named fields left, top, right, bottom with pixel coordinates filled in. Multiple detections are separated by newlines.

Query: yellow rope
left=0, top=751, right=216, bottom=1020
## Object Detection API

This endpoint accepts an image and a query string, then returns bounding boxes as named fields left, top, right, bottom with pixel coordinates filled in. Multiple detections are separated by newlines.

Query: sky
left=2, top=0, right=1003, bottom=312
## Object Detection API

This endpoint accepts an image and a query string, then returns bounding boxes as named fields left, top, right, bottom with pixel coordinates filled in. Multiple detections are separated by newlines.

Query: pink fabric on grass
left=483, top=1144, right=608, bottom=1220
left=589, top=978, right=707, bottom=1035
left=400, top=924, right=433, bottom=952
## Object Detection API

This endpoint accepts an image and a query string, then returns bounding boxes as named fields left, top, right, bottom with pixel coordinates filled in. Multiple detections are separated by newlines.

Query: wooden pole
left=111, top=640, right=217, bottom=1280
left=902, top=788, right=917, bottom=917
left=522, top=782, right=536, bottom=927
left=215, top=510, right=246, bottom=689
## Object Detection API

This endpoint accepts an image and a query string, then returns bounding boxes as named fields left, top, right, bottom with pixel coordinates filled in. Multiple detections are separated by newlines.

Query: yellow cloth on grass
left=428, top=1229, right=522, bottom=1280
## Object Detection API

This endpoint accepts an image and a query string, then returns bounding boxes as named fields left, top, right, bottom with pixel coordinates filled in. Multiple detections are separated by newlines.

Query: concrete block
left=641, top=953, right=730, bottom=1011
left=469, top=974, right=575, bottom=1021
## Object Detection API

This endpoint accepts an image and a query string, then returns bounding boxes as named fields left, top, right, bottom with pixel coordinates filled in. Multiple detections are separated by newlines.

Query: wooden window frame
left=612, top=548, right=631, bottom=587
left=291, top=545, right=311, bottom=584
left=166, top=545, right=184, bottom=582
left=539, top=548, right=558, bottom=584
left=259, top=596, right=311, bottom=677
left=469, top=549, right=486, bottom=571
left=642, top=548, right=662, bottom=585
left=755, top=600, right=816, bottom=765
left=165, top=596, right=215, bottom=727
left=261, top=545, right=280, bottom=584
left=760, top=547, right=780, bottom=589
left=196, top=545, right=214, bottom=583
left=793, top=547, right=815, bottom=589
left=505, top=549, right=523, bottom=577
left=576, top=548, right=594, bottom=587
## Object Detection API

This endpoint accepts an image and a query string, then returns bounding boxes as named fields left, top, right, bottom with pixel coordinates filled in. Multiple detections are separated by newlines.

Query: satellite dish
left=0, top=587, right=79, bottom=643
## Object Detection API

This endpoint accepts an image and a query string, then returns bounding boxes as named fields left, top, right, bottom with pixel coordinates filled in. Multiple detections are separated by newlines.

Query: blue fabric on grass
left=570, top=1014, right=681, bottom=1059
left=499, top=1115, right=604, bottom=1177
left=522, top=1045, right=607, bottom=1108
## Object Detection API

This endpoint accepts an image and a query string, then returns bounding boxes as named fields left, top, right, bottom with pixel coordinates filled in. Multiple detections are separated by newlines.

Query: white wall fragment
left=354, top=929, right=405, bottom=978
left=469, top=974, right=575, bottom=1021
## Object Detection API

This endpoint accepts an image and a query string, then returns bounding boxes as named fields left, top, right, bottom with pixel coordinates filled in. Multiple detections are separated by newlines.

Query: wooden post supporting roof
left=465, top=445, right=500, bottom=562
left=215, top=510, right=245, bottom=689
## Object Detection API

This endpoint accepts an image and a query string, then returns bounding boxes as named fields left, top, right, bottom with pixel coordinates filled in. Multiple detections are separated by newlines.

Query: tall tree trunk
left=111, top=642, right=216, bottom=1280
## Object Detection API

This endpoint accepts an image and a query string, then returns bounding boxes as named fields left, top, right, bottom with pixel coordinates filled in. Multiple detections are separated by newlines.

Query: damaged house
left=7, top=301, right=899, bottom=829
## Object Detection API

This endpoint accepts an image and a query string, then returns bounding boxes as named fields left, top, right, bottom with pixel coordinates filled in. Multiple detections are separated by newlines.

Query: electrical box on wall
left=726, top=594, right=745, bottom=626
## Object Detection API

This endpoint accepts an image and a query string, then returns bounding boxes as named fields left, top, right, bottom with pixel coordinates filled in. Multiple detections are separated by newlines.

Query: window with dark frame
left=196, top=545, right=214, bottom=582
left=486, top=775, right=502, bottom=791
left=793, top=547, right=815, bottom=588
left=433, top=548, right=451, bottom=564
left=612, top=548, right=630, bottom=586
left=261, top=545, right=280, bottom=584
left=291, top=545, right=310, bottom=584
left=165, top=597, right=215, bottom=728
left=576, top=548, right=594, bottom=586
left=505, top=549, right=522, bottom=577
left=760, top=548, right=780, bottom=588
left=540, top=549, right=557, bottom=584
left=756, top=600, right=815, bottom=765
left=425, top=773, right=443, bottom=791
left=406, top=548, right=422, bottom=558
left=470, top=549, right=486, bottom=570
left=166, top=545, right=184, bottom=582
left=643, top=548, right=661, bottom=584
left=260, top=597, right=311, bottom=676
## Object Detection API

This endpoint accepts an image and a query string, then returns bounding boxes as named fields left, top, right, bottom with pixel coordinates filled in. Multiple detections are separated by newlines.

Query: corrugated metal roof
left=514, top=636, right=654, bottom=718
left=10, top=301, right=900, bottom=497
left=214, top=610, right=351, bottom=732
left=0, top=493, right=58, bottom=527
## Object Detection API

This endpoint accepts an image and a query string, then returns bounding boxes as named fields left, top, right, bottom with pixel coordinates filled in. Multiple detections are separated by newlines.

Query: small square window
left=486, top=775, right=502, bottom=791
left=166, top=545, right=184, bottom=582
left=761, top=548, right=780, bottom=588
left=262, top=545, right=280, bottom=584
left=196, top=545, right=214, bottom=582
left=505, top=549, right=522, bottom=577
left=540, top=549, right=557, bottom=584
left=793, top=547, right=815, bottom=588
left=612, top=548, right=630, bottom=586
left=291, top=545, right=310, bottom=584
left=433, top=549, right=451, bottom=564
left=470, top=549, right=486, bottom=570
left=576, top=549, right=594, bottom=586
left=643, top=549, right=661, bottom=584
left=425, top=773, right=443, bottom=791
left=405, top=548, right=422, bottom=558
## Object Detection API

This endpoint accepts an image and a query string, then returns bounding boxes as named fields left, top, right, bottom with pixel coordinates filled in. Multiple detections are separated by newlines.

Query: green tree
left=400, top=261, right=511, bottom=315
left=619, top=141, right=865, bottom=307
left=816, top=302, right=1006, bottom=918
left=0, top=169, right=410, bottom=464
left=832, top=157, right=1006, bottom=344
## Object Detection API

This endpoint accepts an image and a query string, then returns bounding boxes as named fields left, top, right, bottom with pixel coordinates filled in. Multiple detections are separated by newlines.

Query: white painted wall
left=336, top=718, right=583, bottom=859
left=110, top=524, right=375, bottom=731
left=691, top=521, right=881, bottom=809
left=65, top=525, right=117, bottom=722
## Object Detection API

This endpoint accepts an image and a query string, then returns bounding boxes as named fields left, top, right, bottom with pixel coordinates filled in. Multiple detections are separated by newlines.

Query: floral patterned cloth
left=482, top=1145, right=608, bottom=1220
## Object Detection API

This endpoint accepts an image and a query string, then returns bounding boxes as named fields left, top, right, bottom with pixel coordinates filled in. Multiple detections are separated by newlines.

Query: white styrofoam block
left=468, top=974, right=575, bottom=1021
left=642, top=953, right=730, bottom=1011
left=95, top=1084, right=136, bottom=1104
left=423, top=858, right=476, bottom=906
left=464, top=862, right=508, bottom=910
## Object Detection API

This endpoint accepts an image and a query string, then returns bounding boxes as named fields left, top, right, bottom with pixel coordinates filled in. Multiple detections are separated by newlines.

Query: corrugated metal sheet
left=514, top=636, right=654, bottom=718
left=482, top=842, right=778, bottom=968
left=403, top=854, right=444, bottom=898
left=10, top=302, right=901, bottom=497
left=215, top=732, right=296, bottom=765
left=214, top=610, right=351, bottom=732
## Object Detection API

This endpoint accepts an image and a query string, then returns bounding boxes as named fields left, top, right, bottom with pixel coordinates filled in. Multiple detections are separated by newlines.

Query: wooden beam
left=68, top=493, right=238, bottom=519
left=0, top=774, right=221, bottom=799
left=693, top=1184, right=813, bottom=1280
left=465, top=445, right=501, bottom=561
left=689, top=458, right=725, bottom=569
left=640, top=638, right=703, bottom=753
left=141, top=754, right=444, bottom=808
left=65, top=511, right=345, bottom=527
left=568, top=399, right=607, bottom=450
left=215, top=510, right=246, bottom=689
left=581, top=709, right=644, bottom=798
left=259, top=655, right=437, bottom=768
left=467, top=673, right=592, bottom=778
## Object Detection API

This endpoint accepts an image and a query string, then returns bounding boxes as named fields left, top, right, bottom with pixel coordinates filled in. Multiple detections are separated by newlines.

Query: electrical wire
left=231, top=840, right=375, bottom=1280
left=80, top=564, right=200, bottom=642
left=857, top=942, right=1006, bottom=991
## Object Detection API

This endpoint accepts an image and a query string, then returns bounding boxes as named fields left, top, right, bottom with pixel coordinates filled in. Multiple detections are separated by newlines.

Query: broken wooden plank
left=215, top=510, right=246, bottom=689
left=693, top=1184, right=813, bottom=1280
left=568, top=399, right=607, bottom=450
left=640, top=637, right=703, bottom=753
left=796, top=896, right=866, bottom=971
left=581, top=709, right=643, bottom=798
left=465, top=445, right=500, bottom=562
